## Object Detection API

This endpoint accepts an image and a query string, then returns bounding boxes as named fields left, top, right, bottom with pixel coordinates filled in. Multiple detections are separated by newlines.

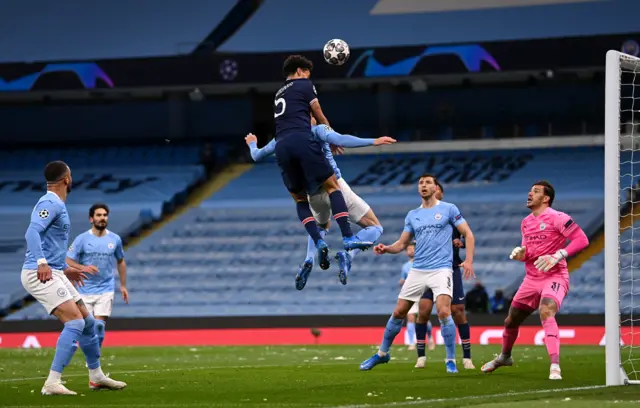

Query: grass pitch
left=0, top=345, right=639, bottom=407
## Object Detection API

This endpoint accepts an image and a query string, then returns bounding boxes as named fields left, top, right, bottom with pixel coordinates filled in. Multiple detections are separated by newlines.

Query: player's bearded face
left=92, top=212, right=108, bottom=230
left=527, top=186, right=546, bottom=208
left=418, top=178, right=436, bottom=198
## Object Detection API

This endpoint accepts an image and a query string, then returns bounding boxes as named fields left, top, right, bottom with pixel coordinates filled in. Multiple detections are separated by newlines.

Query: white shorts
left=409, top=302, right=419, bottom=315
left=398, top=268, right=453, bottom=303
left=308, top=178, right=371, bottom=225
left=21, top=268, right=81, bottom=314
left=81, top=292, right=115, bottom=317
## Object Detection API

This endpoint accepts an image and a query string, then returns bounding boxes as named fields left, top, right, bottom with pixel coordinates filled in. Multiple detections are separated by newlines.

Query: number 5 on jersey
left=274, top=98, right=286, bottom=118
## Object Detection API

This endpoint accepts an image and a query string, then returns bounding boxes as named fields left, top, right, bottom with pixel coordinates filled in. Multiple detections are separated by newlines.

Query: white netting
left=618, top=52, right=640, bottom=383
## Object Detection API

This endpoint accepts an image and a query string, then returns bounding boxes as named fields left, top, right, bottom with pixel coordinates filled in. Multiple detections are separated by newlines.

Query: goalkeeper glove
left=533, top=249, right=568, bottom=272
left=509, top=246, right=526, bottom=260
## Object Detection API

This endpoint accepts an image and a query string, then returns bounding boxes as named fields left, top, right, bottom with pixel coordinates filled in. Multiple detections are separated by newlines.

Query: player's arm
left=245, top=134, right=276, bottom=162
left=533, top=214, right=590, bottom=272
left=66, top=236, right=99, bottom=274
left=115, top=237, right=129, bottom=304
left=456, top=222, right=475, bottom=264
left=510, top=222, right=529, bottom=262
left=25, top=201, right=59, bottom=282
left=451, top=205, right=475, bottom=279
left=314, top=125, right=396, bottom=148
left=303, top=81, right=330, bottom=126
left=375, top=231, right=413, bottom=255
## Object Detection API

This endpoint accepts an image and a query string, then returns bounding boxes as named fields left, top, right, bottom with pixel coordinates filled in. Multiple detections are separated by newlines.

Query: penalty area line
left=329, top=385, right=610, bottom=408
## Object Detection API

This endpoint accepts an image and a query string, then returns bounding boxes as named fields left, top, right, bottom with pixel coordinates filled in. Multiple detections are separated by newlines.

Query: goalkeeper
left=481, top=181, right=589, bottom=380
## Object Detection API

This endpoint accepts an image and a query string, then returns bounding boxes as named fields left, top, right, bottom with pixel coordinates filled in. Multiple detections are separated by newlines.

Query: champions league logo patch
left=539, top=222, right=546, bottom=231
left=38, top=209, right=49, bottom=219
left=434, top=213, right=442, bottom=220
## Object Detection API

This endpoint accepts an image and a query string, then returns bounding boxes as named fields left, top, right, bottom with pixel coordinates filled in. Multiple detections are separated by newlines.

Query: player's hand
left=37, top=263, right=52, bottom=284
left=373, top=136, right=397, bottom=146
left=120, top=286, right=129, bottom=304
left=330, top=144, right=344, bottom=156
left=82, top=265, right=99, bottom=274
left=453, top=238, right=464, bottom=248
left=373, top=243, right=387, bottom=255
left=244, top=133, right=257, bottom=145
left=509, top=246, right=526, bottom=261
left=459, top=260, right=475, bottom=280
left=64, top=267, right=87, bottom=287
left=534, top=249, right=568, bottom=273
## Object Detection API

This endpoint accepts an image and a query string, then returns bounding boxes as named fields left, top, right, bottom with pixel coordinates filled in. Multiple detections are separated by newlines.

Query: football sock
left=305, top=229, right=326, bottom=263
left=49, top=319, right=84, bottom=379
left=296, top=202, right=322, bottom=244
left=328, top=191, right=353, bottom=238
left=426, top=320, right=433, bottom=340
left=440, top=316, right=457, bottom=361
left=542, top=317, right=560, bottom=364
left=502, top=327, right=519, bottom=357
left=95, top=319, right=106, bottom=348
left=416, top=323, right=427, bottom=358
left=78, top=314, right=101, bottom=370
left=458, top=322, right=472, bottom=359
left=378, top=316, right=404, bottom=355
left=406, top=321, right=416, bottom=345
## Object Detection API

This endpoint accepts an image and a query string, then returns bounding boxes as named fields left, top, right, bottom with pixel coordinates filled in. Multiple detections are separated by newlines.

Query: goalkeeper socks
left=95, top=319, right=106, bottom=348
left=415, top=323, right=427, bottom=357
left=458, top=322, right=472, bottom=359
left=329, top=191, right=353, bottom=238
left=502, top=327, right=519, bottom=357
left=348, top=226, right=383, bottom=259
left=78, top=314, right=101, bottom=370
left=378, top=316, right=404, bottom=355
left=440, top=316, right=457, bottom=361
left=406, top=321, right=416, bottom=345
left=296, top=202, right=322, bottom=244
left=50, top=319, right=84, bottom=377
left=542, top=317, right=560, bottom=364
left=426, top=320, right=433, bottom=340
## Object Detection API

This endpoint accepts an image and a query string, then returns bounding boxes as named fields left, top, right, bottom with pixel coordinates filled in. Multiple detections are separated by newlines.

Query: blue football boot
left=316, top=239, right=330, bottom=270
left=343, top=236, right=373, bottom=251
left=335, top=251, right=351, bottom=285
left=446, top=360, right=459, bottom=374
left=295, top=258, right=313, bottom=290
left=360, top=353, right=391, bottom=371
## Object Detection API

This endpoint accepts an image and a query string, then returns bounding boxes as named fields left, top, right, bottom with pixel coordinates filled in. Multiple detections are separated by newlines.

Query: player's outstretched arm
left=456, top=222, right=476, bottom=279
left=245, top=134, right=276, bottom=162
left=374, top=231, right=413, bottom=255
left=315, top=125, right=396, bottom=148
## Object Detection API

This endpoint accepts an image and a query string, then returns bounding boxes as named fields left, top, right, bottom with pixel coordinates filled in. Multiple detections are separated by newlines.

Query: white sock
left=45, top=370, right=62, bottom=385
left=89, top=366, right=105, bottom=381
left=377, top=350, right=387, bottom=357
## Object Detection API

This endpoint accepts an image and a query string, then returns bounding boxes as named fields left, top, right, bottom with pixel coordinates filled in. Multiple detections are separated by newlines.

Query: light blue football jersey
left=23, top=192, right=70, bottom=271
left=67, top=230, right=124, bottom=295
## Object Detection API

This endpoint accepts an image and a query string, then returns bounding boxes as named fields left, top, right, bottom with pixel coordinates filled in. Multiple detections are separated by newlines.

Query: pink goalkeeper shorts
left=511, top=276, right=569, bottom=312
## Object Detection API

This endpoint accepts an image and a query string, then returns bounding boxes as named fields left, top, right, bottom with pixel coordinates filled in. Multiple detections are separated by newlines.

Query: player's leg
left=481, top=281, right=536, bottom=373
left=71, top=294, right=96, bottom=358
left=340, top=179, right=383, bottom=259
left=430, top=269, right=457, bottom=373
left=451, top=266, right=474, bottom=369
left=406, top=304, right=418, bottom=350
left=21, top=268, right=84, bottom=395
left=360, top=270, right=426, bottom=370
left=415, top=290, right=434, bottom=368
left=93, top=292, right=114, bottom=348
left=296, top=192, right=331, bottom=289
left=539, top=279, right=569, bottom=380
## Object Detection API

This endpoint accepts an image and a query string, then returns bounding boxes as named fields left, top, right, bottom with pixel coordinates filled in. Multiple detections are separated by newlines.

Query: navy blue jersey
left=274, top=78, right=318, bottom=140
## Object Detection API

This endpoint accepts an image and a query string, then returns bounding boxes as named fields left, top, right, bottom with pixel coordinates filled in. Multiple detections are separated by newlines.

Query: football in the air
left=323, top=39, right=350, bottom=66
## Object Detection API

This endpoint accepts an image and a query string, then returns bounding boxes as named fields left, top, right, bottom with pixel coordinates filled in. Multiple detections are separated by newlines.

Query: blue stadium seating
left=6, top=146, right=610, bottom=320
left=0, top=145, right=206, bottom=316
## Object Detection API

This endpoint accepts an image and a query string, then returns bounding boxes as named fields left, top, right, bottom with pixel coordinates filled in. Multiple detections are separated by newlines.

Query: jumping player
left=246, top=124, right=395, bottom=288
left=481, top=180, right=589, bottom=380
left=359, top=174, right=476, bottom=374
left=20, top=161, right=126, bottom=395
left=273, top=55, right=372, bottom=270
left=66, top=203, right=128, bottom=351
left=414, top=181, right=474, bottom=369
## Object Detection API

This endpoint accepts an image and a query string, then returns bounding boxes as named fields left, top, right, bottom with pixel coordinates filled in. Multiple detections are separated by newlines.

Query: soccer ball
left=323, top=39, right=350, bottom=66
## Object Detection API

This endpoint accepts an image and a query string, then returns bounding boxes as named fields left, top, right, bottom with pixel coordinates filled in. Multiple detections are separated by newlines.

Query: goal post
left=605, top=49, right=640, bottom=386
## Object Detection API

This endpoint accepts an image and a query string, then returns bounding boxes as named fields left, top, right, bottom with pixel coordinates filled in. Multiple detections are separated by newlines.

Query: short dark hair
left=532, top=180, right=555, bottom=207
left=419, top=173, right=438, bottom=183
left=89, top=203, right=110, bottom=218
left=282, top=55, right=313, bottom=78
left=435, top=179, right=444, bottom=194
left=44, top=161, right=69, bottom=183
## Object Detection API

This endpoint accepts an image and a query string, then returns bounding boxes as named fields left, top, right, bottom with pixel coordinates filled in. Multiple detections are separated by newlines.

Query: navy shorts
left=275, top=134, right=334, bottom=194
left=421, top=267, right=465, bottom=305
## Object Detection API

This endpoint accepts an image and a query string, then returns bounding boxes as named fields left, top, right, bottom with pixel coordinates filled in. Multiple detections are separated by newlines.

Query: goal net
left=605, top=50, right=640, bottom=386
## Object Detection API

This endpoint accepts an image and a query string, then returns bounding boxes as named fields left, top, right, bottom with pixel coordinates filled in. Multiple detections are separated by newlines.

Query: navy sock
left=415, top=323, right=427, bottom=358
left=328, top=191, right=353, bottom=238
left=296, top=202, right=322, bottom=244
left=458, top=322, right=471, bottom=359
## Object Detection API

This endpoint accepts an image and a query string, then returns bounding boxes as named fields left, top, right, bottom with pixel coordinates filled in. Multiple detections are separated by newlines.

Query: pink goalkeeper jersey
left=521, top=207, right=577, bottom=282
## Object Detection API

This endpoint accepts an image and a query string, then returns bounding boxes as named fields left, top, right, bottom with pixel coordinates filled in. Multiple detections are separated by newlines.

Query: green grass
left=0, top=345, right=638, bottom=407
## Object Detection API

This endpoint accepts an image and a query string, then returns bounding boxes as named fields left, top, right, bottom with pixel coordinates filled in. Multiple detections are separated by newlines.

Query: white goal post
left=605, top=49, right=640, bottom=386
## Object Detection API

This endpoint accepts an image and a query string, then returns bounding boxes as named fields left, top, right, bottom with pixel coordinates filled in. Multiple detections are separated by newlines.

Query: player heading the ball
left=481, top=180, right=589, bottom=380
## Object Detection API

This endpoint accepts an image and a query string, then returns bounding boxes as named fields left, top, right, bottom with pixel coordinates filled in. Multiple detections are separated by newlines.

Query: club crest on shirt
left=434, top=213, right=442, bottom=220
left=539, top=222, right=546, bottom=231
left=108, top=243, right=115, bottom=249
